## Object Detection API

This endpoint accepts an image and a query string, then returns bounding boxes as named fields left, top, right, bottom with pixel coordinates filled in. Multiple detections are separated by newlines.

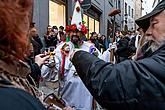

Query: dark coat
left=72, top=44, right=165, bottom=110
left=33, top=35, right=43, bottom=50
left=116, top=37, right=131, bottom=57
left=31, top=36, right=43, bottom=56
left=129, top=35, right=141, bottom=53
left=0, top=77, right=46, bottom=110
left=26, top=58, right=41, bottom=87
left=44, top=34, right=58, bottom=48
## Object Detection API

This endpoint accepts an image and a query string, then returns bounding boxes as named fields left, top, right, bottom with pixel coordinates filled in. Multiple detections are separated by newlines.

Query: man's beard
left=71, top=35, right=81, bottom=46
left=150, top=39, right=165, bottom=52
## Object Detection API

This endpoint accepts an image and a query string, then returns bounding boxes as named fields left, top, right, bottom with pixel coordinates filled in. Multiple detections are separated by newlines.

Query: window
left=49, top=0, right=66, bottom=27
left=83, top=14, right=88, bottom=27
left=89, top=17, right=95, bottom=35
left=125, top=2, right=127, bottom=14
left=128, top=6, right=131, bottom=16
left=132, top=9, right=134, bottom=18
left=118, top=0, right=121, bottom=10
left=116, top=0, right=117, bottom=8
left=110, top=0, right=113, bottom=3
left=109, top=0, right=113, bottom=6
left=95, top=20, right=100, bottom=34
left=83, top=14, right=100, bottom=38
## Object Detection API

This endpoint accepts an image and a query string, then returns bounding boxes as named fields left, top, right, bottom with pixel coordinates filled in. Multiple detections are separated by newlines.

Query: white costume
left=55, top=41, right=101, bottom=109
left=40, top=54, right=61, bottom=96
left=101, top=43, right=116, bottom=63
left=40, top=41, right=101, bottom=109
left=40, top=1, right=102, bottom=109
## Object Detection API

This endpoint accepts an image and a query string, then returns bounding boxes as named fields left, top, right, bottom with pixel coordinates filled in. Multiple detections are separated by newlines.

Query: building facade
left=142, top=0, right=154, bottom=16
left=121, top=0, right=135, bottom=31
left=32, top=0, right=123, bottom=39
left=134, top=0, right=142, bottom=29
left=142, top=0, right=148, bottom=16
left=152, top=0, right=161, bottom=8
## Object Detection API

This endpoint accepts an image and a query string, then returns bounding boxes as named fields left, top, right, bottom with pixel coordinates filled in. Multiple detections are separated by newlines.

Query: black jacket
left=44, top=34, right=58, bottom=47
left=0, top=77, right=46, bottom=110
left=26, top=58, right=41, bottom=87
left=31, top=35, right=43, bottom=56
left=116, top=37, right=131, bottom=57
left=0, top=88, right=46, bottom=110
left=72, top=44, right=165, bottom=110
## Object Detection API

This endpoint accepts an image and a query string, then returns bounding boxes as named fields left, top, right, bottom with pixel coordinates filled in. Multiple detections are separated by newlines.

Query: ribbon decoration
left=60, top=43, right=70, bottom=79
left=60, top=54, right=65, bottom=79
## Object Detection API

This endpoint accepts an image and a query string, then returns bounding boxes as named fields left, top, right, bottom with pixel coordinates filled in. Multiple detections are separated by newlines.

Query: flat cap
left=135, top=0, right=165, bottom=30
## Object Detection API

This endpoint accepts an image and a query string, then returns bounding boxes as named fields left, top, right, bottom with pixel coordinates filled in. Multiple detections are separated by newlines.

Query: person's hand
left=35, top=54, right=49, bottom=67
left=63, top=106, right=74, bottom=110
left=109, top=42, right=117, bottom=50
left=89, top=45, right=99, bottom=57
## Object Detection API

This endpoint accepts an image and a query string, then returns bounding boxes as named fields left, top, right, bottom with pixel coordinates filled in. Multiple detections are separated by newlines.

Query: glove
left=89, top=45, right=99, bottom=57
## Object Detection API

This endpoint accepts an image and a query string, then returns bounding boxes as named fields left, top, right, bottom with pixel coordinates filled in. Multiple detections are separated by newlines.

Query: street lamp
left=108, top=8, right=121, bottom=63
left=108, top=8, right=121, bottom=41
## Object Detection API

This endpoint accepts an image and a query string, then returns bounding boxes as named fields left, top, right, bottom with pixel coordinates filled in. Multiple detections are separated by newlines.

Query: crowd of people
left=0, top=0, right=165, bottom=110
left=31, top=23, right=142, bottom=62
left=11, top=17, right=154, bottom=110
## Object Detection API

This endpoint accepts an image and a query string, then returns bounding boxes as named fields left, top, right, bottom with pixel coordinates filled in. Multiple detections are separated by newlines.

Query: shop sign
left=81, top=0, right=91, bottom=10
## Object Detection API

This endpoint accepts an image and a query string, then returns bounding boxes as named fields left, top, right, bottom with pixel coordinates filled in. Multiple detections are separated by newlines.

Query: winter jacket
left=116, top=37, right=131, bottom=57
left=26, top=58, right=41, bottom=87
left=72, top=44, right=165, bottom=110
left=31, top=37, right=42, bottom=56
left=0, top=76, right=46, bottom=110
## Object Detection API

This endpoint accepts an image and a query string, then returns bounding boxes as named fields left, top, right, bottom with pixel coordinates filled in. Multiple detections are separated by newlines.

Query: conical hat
left=71, top=1, right=82, bottom=31
left=65, top=0, right=88, bottom=35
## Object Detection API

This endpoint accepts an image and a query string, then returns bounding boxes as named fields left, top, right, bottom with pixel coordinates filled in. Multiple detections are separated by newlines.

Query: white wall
left=152, top=0, right=161, bottom=8
left=142, top=0, right=154, bottom=16
left=134, top=0, right=142, bottom=29
left=124, top=0, right=135, bottom=31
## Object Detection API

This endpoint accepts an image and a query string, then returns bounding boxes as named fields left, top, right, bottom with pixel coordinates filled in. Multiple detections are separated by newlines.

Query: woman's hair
left=0, top=0, right=32, bottom=61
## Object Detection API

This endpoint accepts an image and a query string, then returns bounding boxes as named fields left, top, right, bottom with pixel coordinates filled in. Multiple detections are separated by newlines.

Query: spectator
left=44, top=26, right=58, bottom=48
left=81, top=35, right=88, bottom=41
left=30, top=27, right=43, bottom=56
left=0, top=0, right=46, bottom=109
left=70, top=1, right=165, bottom=109
left=90, top=32, right=100, bottom=51
left=116, top=35, right=131, bottom=63
left=59, top=26, right=64, bottom=32
left=115, top=31, right=121, bottom=42
left=101, top=35, right=109, bottom=50
left=59, top=31, right=66, bottom=42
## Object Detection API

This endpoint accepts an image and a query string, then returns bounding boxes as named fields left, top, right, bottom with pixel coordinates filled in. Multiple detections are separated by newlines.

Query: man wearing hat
left=69, top=0, right=165, bottom=109
left=41, top=1, right=101, bottom=109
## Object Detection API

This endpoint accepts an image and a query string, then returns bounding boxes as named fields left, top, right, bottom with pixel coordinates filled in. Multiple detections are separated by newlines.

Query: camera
left=45, top=47, right=56, bottom=68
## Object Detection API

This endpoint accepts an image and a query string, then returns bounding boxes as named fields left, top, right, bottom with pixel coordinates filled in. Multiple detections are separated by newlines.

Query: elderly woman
left=0, top=0, right=46, bottom=110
